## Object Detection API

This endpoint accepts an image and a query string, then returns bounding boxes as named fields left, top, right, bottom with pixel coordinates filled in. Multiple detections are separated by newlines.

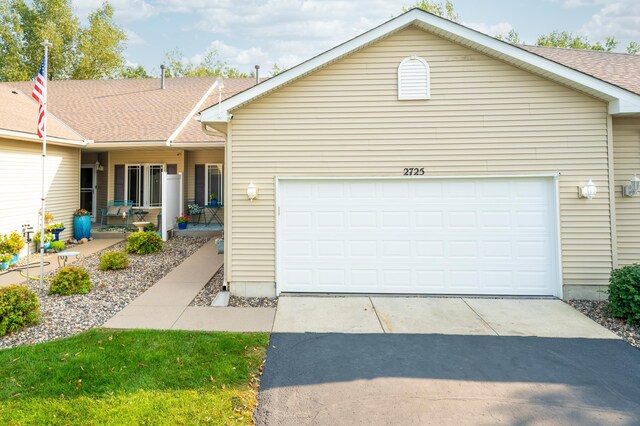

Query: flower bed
left=568, top=300, right=640, bottom=349
left=0, top=237, right=208, bottom=349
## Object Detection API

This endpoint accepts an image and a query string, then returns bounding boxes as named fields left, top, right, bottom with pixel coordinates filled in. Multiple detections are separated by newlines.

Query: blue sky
left=71, top=0, right=640, bottom=77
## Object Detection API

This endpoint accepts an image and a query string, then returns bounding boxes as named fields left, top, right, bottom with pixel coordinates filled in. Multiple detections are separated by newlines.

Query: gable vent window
left=398, top=56, right=430, bottom=100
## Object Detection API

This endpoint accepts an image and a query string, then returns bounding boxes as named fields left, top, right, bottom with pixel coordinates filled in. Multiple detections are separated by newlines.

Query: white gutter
left=0, top=128, right=89, bottom=146
left=166, top=78, right=220, bottom=146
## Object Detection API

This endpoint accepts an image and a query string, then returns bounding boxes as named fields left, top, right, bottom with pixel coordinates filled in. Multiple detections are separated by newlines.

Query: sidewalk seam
left=369, top=297, right=387, bottom=334
left=461, top=298, right=500, bottom=336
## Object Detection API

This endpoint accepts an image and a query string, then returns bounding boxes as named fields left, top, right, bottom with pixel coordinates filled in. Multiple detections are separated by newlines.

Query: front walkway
left=0, top=238, right=122, bottom=287
left=104, top=239, right=275, bottom=332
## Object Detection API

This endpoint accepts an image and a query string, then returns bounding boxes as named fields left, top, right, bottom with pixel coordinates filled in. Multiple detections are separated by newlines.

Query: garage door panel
left=278, top=178, right=559, bottom=296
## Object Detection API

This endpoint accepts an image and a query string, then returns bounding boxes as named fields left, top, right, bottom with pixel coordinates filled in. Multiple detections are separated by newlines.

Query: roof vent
left=160, top=64, right=166, bottom=90
left=255, top=64, right=260, bottom=85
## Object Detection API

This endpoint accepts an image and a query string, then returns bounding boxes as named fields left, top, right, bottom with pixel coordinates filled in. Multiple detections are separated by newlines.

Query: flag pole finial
left=41, top=39, right=52, bottom=48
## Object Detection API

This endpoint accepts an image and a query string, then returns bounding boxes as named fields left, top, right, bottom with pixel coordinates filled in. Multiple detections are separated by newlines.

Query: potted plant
left=0, top=253, right=10, bottom=270
left=46, top=222, right=66, bottom=241
left=73, top=208, right=91, bottom=240
left=209, top=194, right=218, bottom=207
left=176, top=213, right=190, bottom=230
left=33, top=231, right=54, bottom=251
left=5, top=231, right=25, bottom=264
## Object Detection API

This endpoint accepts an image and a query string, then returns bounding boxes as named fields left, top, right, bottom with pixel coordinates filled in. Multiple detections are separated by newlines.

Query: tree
left=119, top=64, right=151, bottom=79
left=627, top=42, right=640, bottom=55
left=270, top=63, right=286, bottom=76
left=72, top=3, right=126, bottom=79
left=163, top=47, right=250, bottom=78
left=536, top=31, right=618, bottom=52
left=0, top=0, right=128, bottom=81
left=403, top=0, right=458, bottom=22
left=495, top=29, right=521, bottom=44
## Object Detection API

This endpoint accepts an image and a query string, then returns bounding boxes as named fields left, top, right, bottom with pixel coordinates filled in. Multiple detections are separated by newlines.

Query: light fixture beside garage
left=247, top=181, right=258, bottom=201
left=579, top=179, right=597, bottom=200
left=623, top=175, right=640, bottom=197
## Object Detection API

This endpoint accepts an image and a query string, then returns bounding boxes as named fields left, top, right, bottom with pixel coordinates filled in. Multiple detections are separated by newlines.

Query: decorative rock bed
left=0, top=237, right=208, bottom=350
left=568, top=300, right=640, bottom=350
left=190, top=265, right=278, bottom=308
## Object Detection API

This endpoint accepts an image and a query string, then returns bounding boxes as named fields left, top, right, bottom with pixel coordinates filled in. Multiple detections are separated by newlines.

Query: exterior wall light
left=247, top=181, right=258, bottom=201
left=579, top=179, right=597, bottom=200
left=623, top=175, right=640, bottom=197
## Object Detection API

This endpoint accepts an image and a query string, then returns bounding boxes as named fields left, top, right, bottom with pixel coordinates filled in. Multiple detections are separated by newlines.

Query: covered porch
left=80, top=145, right=225, bottom=236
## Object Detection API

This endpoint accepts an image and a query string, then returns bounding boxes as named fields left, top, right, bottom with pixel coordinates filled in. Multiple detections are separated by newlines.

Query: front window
left=126, top=164, right=164, bottom=208
left=206, top=164, right=223, bottom=204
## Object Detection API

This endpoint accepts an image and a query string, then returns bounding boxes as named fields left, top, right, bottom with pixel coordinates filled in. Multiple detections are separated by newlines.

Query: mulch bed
left=0, top=237, right=208, bottom=350
left=568, top=299, right=640, bottom=349
left=190, top=265, right=278, bottom=308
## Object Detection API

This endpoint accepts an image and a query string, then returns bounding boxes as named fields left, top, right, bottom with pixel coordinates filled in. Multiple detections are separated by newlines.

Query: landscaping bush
left=50, top=241, right=65, bottom=252
left=125, top=231, right=163, bottom=255
left=608, top=264, right=640, bottom=325
left=99, top=250, right=130, bottom=271
left=0, top=285, right=40, bottom=336
left=49, top=266, right=91, bottom=295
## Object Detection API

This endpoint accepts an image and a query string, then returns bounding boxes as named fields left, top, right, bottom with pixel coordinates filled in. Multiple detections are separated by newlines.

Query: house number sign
left=403, top=167, right=425, bottom=176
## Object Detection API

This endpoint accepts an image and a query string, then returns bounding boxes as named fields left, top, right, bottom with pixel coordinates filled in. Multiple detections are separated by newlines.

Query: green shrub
left=49, top=266, right=91, bottom=295
left=125, top=231, right=163, bottom=255
left=608, top=264, right=640, bottom=325
left=144, top=222, right=156, bottom=232
left=49, top=241, right=65, bottom=252
left=99, top=250, right=130, bottom=271
left=0, top=285, right=40, bottom=336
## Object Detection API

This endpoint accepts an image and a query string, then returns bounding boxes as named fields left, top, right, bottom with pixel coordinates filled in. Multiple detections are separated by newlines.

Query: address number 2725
left=403, top=168, right=425, bottom=176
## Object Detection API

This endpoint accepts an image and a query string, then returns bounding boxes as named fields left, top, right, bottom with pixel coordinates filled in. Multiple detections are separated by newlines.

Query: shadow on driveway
left=256, top=333, right=640, bottom=425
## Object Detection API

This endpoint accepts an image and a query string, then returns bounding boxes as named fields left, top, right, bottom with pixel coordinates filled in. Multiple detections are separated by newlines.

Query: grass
left=0, top=329, right=269, bottom=425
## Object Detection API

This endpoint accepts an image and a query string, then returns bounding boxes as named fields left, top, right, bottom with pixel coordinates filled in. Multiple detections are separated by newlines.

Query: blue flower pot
left=209, top=200, right=218, bottom=207
left=51, top=227, right=65, bottom=241
left=178, top=222, right=188, bottom=230
left=74, top=215, right=91, bottom=240
left=10, top=254, right=18, bottom=264
left=0, top=261, right=8, bottom=270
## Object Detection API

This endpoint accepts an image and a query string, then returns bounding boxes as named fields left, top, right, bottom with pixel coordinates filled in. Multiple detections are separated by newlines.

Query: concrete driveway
left=256, top=297, right=640, bottom=425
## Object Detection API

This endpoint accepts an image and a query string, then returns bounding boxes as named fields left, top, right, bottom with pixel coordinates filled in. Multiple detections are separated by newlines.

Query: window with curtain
left=206, top=164, right=223, bottom=204
left=125, top=164, right=164, bottom=208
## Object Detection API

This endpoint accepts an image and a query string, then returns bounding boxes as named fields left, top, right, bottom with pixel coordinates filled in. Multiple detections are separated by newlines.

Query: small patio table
left=57, top=251, right=81, bottom=267
left=133, top=210, right=149, bottom=221
left=205, top=204, right=223, bottom=226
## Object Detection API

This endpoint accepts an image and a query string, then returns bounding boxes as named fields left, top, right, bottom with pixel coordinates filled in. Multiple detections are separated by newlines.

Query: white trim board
left=199, top=8, right=640, bottom=123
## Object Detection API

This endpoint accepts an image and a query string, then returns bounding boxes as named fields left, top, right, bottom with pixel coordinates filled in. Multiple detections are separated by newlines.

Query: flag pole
left=39, top=39, right=52, bottom=288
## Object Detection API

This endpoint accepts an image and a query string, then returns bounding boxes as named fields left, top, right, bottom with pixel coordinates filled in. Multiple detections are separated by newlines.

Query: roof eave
left=200, top=8, right=640, bottom=122
left=0, top=128, right=88, bottom=146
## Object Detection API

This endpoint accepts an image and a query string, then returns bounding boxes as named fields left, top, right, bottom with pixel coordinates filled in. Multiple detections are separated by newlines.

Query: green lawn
left=0, top=329, right=269, bottom=425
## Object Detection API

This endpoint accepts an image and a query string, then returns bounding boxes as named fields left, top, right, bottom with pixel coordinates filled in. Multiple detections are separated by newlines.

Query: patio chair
left=186, top=199, right=203, bottom=224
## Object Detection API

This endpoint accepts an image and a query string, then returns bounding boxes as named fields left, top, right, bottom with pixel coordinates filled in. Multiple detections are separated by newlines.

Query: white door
left=80, top=165, right=97, bottom=222
left=277, top=177, right=560, bottom=296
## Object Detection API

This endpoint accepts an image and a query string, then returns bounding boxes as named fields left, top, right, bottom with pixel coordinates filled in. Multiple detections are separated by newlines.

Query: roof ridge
left=520, top=44, right=640, bottom=58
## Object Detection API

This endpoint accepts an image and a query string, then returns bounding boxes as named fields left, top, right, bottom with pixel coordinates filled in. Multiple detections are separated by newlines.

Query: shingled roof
left=520, top=45, right=640, bottom=96
left=0, top=77, right=258, bottom=144
left=0, top=87, right=85, bottom=143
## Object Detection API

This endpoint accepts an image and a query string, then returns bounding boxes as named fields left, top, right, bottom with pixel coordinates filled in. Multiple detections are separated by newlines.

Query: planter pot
left=51, top=227, right=65, bottom=241
left=216, top=239, right=224, bottom=254
left=74, top=215, right=91, bottom=240
left=209, top=200, right=218, bottom=207
left=178, top=222, right=188, bottom=230
left=10, top=254, right=18, bottom=265
left=0, top=261, right=9, bottom=270
left=36, top=242, right=51, bottom=252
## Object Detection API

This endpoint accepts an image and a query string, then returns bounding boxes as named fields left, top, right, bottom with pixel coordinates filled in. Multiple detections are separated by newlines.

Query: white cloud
left=579, top=0, right=640, bottom=46
left=124, top=29, right=146, bottom=46
left=72, top=0, right=157, bottom=22
left=464, top=21, right=514, bottom=37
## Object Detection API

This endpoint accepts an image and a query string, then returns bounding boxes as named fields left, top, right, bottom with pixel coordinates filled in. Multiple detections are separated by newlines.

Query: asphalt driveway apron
left=255, top=297, right=640, bottom=425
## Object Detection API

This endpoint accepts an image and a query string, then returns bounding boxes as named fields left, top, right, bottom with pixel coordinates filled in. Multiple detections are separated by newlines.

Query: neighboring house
left=199, top=9, right=640, bottom=300
left=0, top=77, right=257, bottom=229
left=0, top=88, right=87, bottom=247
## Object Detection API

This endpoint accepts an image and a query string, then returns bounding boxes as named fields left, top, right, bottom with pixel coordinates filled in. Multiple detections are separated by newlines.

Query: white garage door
left=277, top=177, right=560, bottom=296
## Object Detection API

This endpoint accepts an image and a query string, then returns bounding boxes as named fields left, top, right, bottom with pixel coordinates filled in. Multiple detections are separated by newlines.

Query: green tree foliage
left=536, top=31, right=617, bottom=51
left=119, top=64, right=151, bottom=79
left=627, top=42, right=640, bottom=55
left=495, top=29, right=521, bottom=44
left=0, top=0, right=129, bottom=81
left=404, top=0, right=458, bottom=21
left=270, top=63, right=286, bottom=76
left=163, top=47, right=250, bottom=78
left=72, top=3, right=126, bottom=79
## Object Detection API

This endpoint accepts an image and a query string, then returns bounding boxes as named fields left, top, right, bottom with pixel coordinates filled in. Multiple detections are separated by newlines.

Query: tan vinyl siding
left=106, top=150, right=185, bottom=226
left=0, top=138, right=79, bottom=249
left=613, top=117, right=640, bottom=265
left=228, top=26, right=611, bottom=290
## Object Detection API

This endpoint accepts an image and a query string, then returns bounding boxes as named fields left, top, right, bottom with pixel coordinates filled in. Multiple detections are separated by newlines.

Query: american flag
left=32, top=57, right=46, bottom=138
